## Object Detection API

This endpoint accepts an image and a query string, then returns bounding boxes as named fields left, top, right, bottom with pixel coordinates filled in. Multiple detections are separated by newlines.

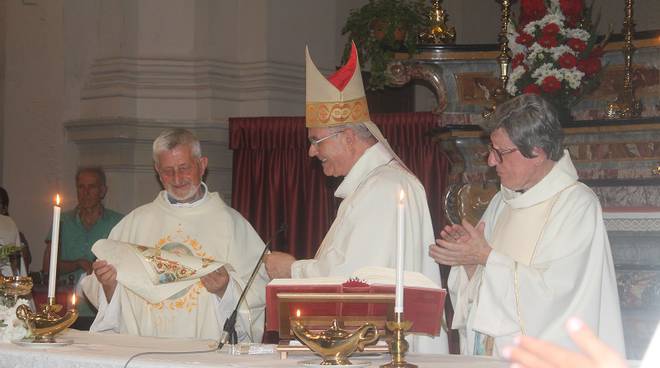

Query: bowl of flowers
left=506, top=0, right=606, bottom=122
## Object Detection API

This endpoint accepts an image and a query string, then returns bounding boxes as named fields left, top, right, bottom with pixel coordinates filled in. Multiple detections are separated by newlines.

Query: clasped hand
left=429, top=219, right=492, bottom=267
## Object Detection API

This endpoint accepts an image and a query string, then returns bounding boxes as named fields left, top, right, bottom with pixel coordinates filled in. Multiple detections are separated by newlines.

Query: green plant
left=341, top=0, right=431, bottom=90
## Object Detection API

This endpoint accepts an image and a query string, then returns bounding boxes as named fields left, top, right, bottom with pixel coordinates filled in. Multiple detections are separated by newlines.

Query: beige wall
left=1, top=0, right=659, bottom=271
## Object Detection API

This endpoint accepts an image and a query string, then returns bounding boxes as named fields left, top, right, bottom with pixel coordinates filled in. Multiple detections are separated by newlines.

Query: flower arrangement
left=0, top=299, right=29, bottom=342
left=506, top=0, right=604, bottom=117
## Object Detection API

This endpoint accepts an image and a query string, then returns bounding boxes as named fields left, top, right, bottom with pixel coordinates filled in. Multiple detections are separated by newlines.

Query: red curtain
left=229, top=112, right=449, bottom=254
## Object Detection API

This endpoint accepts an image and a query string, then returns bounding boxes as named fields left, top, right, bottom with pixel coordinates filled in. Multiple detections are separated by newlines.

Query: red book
left=265, top=267, right=446, bottom=337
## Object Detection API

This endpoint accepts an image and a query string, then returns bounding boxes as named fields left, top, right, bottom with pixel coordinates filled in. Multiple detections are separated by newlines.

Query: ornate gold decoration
left=419, top=0, right=456, bottom=45
left=0, top=276, right=33, bottom=298
left=16, top=297, right=78, bottom=343
left=306, top=97, right=371, bottom=127
left=381, top=313, right=417, bottom=368
left=484, top=0, right=512, bottom=119
left=291, top=319, right=379, bottom=365
left=607, top=0, right=642, bottom=119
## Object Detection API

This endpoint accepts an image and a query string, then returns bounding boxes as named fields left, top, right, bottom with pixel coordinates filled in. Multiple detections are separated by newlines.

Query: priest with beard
left=81, top=128, right=268, bottom=342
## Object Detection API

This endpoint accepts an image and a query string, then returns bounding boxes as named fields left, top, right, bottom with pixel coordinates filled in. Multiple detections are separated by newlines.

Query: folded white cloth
left=92, top=239, right=226, bottom=304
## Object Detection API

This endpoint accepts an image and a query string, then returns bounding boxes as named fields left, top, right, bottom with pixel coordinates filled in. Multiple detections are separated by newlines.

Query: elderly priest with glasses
left=430, top=94, right=625, bottom=357
left=264, top=43, right=448, bottom=353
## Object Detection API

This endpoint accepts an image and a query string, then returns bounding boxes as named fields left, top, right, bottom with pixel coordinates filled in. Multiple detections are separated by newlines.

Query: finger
left=565, top=318, right=625, bottom=367
left=505, top=344, right=558, bottom=368
left=516, top=335, right=592, bottom=368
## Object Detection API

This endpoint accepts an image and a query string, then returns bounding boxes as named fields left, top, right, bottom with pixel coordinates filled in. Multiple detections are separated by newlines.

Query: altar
left=0, top=329, right=510, bottom=368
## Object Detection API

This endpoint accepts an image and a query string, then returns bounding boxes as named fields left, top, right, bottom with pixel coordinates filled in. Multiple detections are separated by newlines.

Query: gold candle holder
left=607, top=0, right=642, bottom=119
left=16, top=296, right=78, bottom=344
left=484, top=0, right=512, bottom=119
left=381, top=313, right=417, bottom=368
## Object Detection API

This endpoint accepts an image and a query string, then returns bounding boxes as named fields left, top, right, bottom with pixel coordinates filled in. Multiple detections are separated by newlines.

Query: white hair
left=152, top=128, right=202, bottom=164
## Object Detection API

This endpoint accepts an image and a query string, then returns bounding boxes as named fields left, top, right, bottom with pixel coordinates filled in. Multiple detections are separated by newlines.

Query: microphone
left=217, top=223, right=287, bottom=350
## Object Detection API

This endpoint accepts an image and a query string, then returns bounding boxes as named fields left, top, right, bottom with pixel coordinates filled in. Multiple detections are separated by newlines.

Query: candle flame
left=296, top=309, right=301, bottom=318
left=399, top=189, right=405, bottom=202
left=71, top=293, right=76, bottom=306
left=55, top=194, right=61, bottom=206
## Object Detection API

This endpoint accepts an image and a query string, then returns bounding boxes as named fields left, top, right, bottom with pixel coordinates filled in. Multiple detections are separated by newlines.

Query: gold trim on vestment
left=305, top=97, right=370, bottom=127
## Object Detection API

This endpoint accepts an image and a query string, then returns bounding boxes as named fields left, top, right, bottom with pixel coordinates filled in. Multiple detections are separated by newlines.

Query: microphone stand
left=217, top=225, right=286, bottom=350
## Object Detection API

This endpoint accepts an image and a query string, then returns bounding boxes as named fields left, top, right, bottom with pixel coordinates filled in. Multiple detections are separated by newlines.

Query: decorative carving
left=388, top=61, right=448, bottom=114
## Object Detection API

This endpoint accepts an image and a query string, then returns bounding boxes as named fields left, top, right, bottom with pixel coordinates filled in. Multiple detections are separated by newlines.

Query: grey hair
left=152, top=128, right=202, bottom=164
left=329, top=123, right=374, bottom=141
left=76, top=166, right=107, bottom=186
left=485, top=94, right=564, bottom=161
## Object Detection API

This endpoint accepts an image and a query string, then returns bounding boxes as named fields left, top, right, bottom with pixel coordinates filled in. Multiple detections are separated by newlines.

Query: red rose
left=577, top=57, right=601, bottom=76
left=560, top=0, right=584, bottom=27
left=567, top=38, right=587, bottom=53
left=512, top=53, right=526, bottom=68
left=538, top=34, right=559, bottom=48
left=520, top=0, right=547, bottom=25
left=541, top=76, right=562, bottom=93
left=523, top=84, right=542, bottom=95
left=516, top=32, right=534, bottom=46
left=542, top=23, right=560, bottom=36
left=558, top=53, right=578, bottom=69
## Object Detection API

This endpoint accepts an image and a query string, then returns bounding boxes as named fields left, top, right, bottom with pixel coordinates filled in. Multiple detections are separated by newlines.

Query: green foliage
left=0, top=244, right=20, bottom=260
left=341, top=0, right=431, bottom=90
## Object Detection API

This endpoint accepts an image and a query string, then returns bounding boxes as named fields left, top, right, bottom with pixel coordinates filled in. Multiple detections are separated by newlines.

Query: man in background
left=43, top=167, right=123, bottom=330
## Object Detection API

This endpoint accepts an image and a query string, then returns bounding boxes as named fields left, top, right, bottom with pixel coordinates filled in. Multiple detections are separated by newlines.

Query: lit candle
left=395, top=189, right=405, bottom=314
left=296, top=309, right=301, bottom=318
left=71, top=294, right=77, bottom=310
left=47, top=194, right=61, bottom=300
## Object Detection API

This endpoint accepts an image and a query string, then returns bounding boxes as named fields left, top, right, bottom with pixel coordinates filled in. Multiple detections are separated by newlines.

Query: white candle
left=47, top=194, right=61, bottom=299
left=395, top=189, right=405, bottom=313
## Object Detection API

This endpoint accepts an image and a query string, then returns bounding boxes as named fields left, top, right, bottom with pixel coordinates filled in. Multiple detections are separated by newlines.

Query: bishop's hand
left=264, top=251, right=295, bottom=279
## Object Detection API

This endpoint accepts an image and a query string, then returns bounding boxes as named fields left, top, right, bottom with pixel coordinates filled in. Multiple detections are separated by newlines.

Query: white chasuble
left=82, top=190, right=269, bottom=342
left=448, top=151, right=625, bottom=357
left=291, top=143, right=448, bottom=353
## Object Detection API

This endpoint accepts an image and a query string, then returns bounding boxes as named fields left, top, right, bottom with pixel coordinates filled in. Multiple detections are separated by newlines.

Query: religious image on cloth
left=92, top=239, right=226, bottom=304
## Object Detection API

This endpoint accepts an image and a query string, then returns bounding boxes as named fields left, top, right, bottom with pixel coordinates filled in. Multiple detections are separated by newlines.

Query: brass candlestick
left=607, top=0, right=642, bottom=118
left=16, top=296, right=78, bottom=343
left=484, top=0, right=512, bottom=119
left=381, top=313, right=417, bottom=368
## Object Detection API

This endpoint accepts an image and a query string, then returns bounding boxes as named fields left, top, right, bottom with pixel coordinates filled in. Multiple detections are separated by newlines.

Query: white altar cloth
left=0, top=329, right=509, bottom=368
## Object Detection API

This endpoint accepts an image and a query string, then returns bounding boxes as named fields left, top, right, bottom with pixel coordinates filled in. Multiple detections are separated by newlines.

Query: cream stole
left=489, top=191, right=562, bottom=266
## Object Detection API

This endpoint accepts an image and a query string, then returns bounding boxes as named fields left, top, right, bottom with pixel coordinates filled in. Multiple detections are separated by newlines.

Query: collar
left=163, top=182, right=209, bottom=208
left=501, top=150, right=578, bottom=209
left=335, top=142, right=394, bottom=199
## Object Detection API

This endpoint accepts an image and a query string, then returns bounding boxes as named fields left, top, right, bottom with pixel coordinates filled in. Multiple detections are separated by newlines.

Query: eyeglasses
left=308, top=130, right=344, bottom=146
left=488, top=143, right=518, bottom=163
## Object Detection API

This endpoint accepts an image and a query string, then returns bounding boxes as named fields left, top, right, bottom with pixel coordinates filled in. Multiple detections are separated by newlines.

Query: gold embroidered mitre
left=306, top=42, right=370, bottom=128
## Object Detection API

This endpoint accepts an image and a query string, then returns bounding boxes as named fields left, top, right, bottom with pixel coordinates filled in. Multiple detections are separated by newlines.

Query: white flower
left=0, top=299, right=29, bottom=342
left=507, top=66, right=527, bottom=95
left=562, top=28, right=590, bottom=41
left=561, top=68, right=585, bottom=89
left=531, top=63, right=561, bottom=83
left=549, top=45, right=575, bottom=60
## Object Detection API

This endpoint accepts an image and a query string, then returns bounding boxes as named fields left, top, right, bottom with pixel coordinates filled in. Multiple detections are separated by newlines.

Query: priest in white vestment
left=82, top=128, right=269, bottom=342
left=430, top=94, right=624, bottom=357
left=264, top=43, right=448, bottom=353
